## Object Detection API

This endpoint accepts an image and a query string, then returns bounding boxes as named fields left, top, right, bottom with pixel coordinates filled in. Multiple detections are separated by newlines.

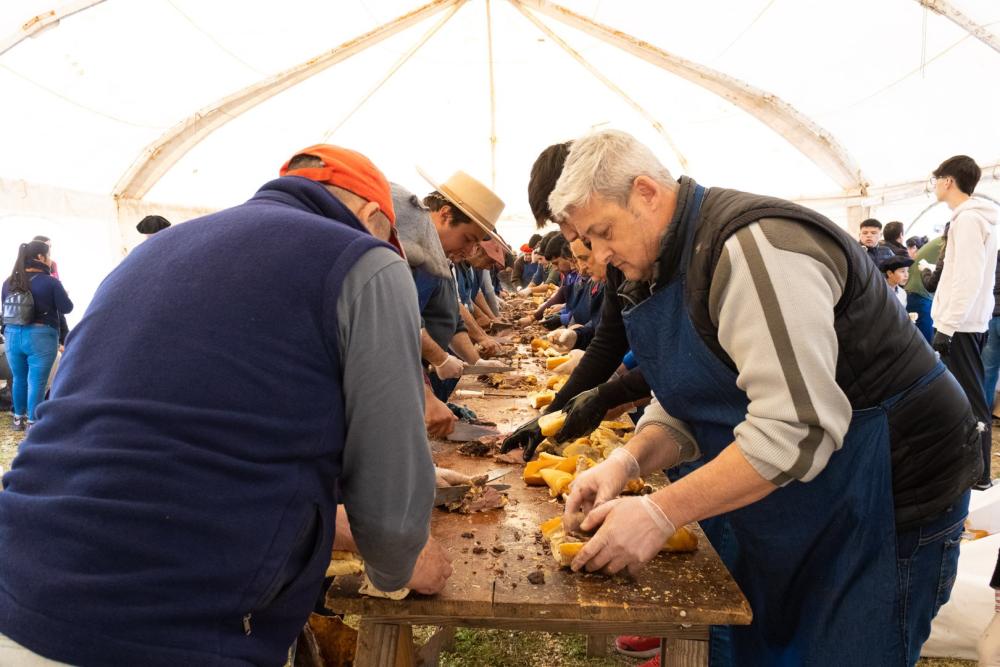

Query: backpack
left=2, top=276, right=37, bottom=326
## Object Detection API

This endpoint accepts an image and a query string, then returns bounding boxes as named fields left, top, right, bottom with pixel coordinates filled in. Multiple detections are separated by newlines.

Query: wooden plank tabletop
left=325, top=344, right=752, bottom=629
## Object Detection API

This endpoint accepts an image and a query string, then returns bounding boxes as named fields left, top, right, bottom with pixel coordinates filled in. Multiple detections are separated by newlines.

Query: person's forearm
left=450, top=332, right=480, bottom=363
left=421, top=329, right=448, bottom=366
left=623, top=423, right=685, bottom=475
left=460, top=304, right=488, bottom=340
left=650, top=443, right=777, bottom=528
left=333, top=505, right=357, bottom=551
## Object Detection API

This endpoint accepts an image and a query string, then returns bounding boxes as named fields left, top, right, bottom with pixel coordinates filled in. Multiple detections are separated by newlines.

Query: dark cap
left=880, top=255, right=914, bottom=272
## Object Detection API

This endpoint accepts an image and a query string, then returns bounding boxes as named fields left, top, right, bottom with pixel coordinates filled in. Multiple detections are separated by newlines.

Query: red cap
left=520, top=243, right=532, bottom=253
left=280, top=144, right=402, bottom=255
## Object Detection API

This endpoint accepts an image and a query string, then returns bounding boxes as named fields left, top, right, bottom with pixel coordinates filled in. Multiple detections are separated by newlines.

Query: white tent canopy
left=1, top=0, right=999, bottom=320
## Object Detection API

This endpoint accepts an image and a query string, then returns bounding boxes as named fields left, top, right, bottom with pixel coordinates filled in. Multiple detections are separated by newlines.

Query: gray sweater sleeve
left=336, top=247, right=435, bottom=591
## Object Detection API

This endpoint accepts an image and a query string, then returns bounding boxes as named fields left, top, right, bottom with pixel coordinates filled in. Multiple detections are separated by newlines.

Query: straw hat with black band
left=417, top=167, right=511, bottom=254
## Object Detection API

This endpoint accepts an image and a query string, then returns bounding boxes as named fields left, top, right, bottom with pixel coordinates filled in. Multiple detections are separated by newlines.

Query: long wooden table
left=325, top=357, right=751, bottom=666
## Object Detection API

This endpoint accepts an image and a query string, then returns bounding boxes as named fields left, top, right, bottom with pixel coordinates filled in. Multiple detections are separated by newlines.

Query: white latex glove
left=517, top=287, right=532, bottom=296
left=432, top=354, right=465, bottom=379
left=435, top=466, right=472, bottom=488
left=547, top=328, right=578, bottom=352
left=553, top=348, right=585, bottom=376
left=475, top=358, right=508, bottom=368
left=980, top=592, right=1000, bottom=666
left=918, top=259, right=936, bottom=272
left=571, top=495, right=675, bottom=576
left=563, top=447, right=638, bottom=529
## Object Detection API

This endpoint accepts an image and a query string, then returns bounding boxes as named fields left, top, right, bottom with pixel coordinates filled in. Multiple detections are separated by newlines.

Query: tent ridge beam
left=114, top=0, right=466, bottom=200
left=511, top=0, right=867, bottom=192
left=917, top=0, right=1000, bottom=54
left=512, top=3, right=689, bottom=171
left=0, top=0, right=107, bottom=57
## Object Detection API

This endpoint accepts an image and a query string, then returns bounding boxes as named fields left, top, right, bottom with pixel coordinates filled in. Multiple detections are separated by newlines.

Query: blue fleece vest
left=0, top=177, right=391, bottom=667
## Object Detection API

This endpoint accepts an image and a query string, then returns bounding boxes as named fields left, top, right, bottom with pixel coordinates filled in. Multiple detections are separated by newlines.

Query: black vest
left=646, top=178, right=980, bottom=529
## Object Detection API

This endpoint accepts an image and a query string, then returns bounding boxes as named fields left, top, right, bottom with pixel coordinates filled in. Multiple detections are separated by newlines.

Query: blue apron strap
left=677, top=184, right=707, bottom=274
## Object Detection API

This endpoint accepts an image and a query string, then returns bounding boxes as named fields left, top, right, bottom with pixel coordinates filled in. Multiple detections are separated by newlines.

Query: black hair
left=543, top=233, right=570, bottom=261
left=528, top=142, right=572, bottom=228
left=906, top=235, right=929, bottom=250
left=136, top=215, right=172, bottom=235
left=536, top=230, right=558, bottom=254
left=32, top=235, right=50, bottom=244
left=8, top=240, right=50, bottom=293
left=883, top=221, right=904, bottom=244
left=527, top=233, right=542, bottom=248
left=859, top=218, right=882, bottom=230
left=933, top=155, right=981, bottom=196
left=423, top=191, right=472, bottom=227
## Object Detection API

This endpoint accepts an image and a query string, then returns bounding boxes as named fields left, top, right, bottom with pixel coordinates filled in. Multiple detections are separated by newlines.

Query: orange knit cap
left=280, top=144, right=402, bottom=254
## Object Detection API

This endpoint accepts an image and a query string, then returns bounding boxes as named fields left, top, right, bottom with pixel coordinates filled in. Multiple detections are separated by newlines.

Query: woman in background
left=1, top=240, right=73, bottom=430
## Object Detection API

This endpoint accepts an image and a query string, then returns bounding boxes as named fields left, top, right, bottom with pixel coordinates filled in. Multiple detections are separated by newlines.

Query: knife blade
left=446, top=422, right=501, bottom=441
left=434, top=484, right=511, bottom=506
left=461, top=363, right=515, bottom=375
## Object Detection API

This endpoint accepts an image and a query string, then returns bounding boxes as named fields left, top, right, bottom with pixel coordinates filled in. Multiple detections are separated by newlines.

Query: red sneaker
left=614, top=635, right=661, bottom=658
left=636, top=655, right=661, bottom=667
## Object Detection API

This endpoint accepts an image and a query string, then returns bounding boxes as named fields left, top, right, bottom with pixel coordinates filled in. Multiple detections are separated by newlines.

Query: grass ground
left=0, top=417, right=990, bottom=665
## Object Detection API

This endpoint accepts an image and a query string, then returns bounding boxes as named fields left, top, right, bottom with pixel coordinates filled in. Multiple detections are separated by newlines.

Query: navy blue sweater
left=0, top=177, right=390, bottom=666
left=1, top=263, right=73, bottom=332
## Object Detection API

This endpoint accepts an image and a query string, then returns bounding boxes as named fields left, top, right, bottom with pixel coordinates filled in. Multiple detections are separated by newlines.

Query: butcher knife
left=445, top=422, right=501, bottom=441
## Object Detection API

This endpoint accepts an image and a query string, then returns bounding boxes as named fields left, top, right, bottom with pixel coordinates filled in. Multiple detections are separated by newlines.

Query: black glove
left=554, top=387, right=610, bottom=442
left=541, top=315, right=562, bottom=331
left=500, top=415, right=545, bottom=461
left=932, top=331, right=952, bottom=357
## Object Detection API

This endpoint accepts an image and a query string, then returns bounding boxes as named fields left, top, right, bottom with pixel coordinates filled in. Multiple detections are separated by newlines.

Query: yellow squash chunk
left=556, top=541, right=585, bottom=567
left=530, top=338, right=550, bottom=350
left=663, top=525, right=699, bottom=553
left=538, top=411, right=567, bottom=437
left=546, top=355, right=571, bottom=369
left=623, top=478, right=646, bottom=494
left=528, top=390, right=556, bottom=409
left=523, top=454, right=565, bottom=485
left=600, top=420, right=633, bottom=431
left=539, top=516, right=563, bottom=539
left=551, top=378, right=567, bottom=392
left=539, top=468, right=574, bottom=497
left=561, top=440, right=595, bottom=458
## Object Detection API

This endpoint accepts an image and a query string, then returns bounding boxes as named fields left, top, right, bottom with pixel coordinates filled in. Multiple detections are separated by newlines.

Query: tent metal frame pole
left=321, top=2, right=463, bottom=142
left=114, top=0, right=465, bottom=200
left=485, top=0, right=499, bottom=189
left=511, top=2, right=689, bottom=172
left=0, top=0, right=107, bottom=57
left=917, top=0, right=1000, bottom=54
left=511, top=0, right=868, bottom=195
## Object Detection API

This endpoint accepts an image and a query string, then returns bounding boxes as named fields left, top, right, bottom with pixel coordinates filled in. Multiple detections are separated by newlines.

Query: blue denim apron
left=622, top=185, right=907, bottom=665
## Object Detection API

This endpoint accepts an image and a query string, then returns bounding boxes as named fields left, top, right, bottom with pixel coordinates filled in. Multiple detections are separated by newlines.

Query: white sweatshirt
left=931, top=197, right=1000, bottom=335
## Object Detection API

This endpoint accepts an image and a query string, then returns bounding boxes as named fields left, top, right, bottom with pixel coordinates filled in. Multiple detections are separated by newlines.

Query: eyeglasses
left=929, top=175, right=951, bottom=187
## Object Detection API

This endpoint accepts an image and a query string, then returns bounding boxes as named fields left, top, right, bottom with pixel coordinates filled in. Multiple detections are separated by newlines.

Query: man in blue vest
left=0, top=144, right=450, bottom=666
left=554, top=130, right=979, bottom=666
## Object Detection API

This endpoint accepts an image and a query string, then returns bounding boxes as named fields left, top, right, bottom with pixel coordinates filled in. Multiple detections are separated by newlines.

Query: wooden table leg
left=661, top=637, right=708, bottom=667
left=355, top=620, right=416, bottom=667
left=586, top=634, right=609, bottom=657
left=417, top=626, right=456, bottom=666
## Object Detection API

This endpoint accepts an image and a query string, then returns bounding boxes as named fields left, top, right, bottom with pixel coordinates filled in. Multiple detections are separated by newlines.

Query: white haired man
left=554, top=130, right=980, bottom=665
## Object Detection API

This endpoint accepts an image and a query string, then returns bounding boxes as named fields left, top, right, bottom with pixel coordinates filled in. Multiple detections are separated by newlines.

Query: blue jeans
left=906, top=292, right=934, bottom=344
left=983, top=316, right=1000, bottom=411
left=4, top=324, right=58, bottom=421
left=895, top=490, right=969, bottom=665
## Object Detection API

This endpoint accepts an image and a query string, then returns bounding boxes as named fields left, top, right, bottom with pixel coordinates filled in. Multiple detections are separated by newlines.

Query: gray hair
left=548, top=129, right=676, bottom=221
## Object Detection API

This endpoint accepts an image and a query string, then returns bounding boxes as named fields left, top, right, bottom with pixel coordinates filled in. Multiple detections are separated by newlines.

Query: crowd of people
left=0, top=133, right=996, bottom=666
